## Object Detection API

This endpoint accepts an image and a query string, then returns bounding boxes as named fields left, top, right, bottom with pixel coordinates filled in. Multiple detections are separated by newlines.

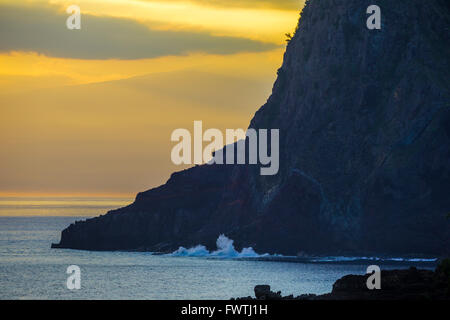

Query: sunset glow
left=0, top=0, right=304, bottom=199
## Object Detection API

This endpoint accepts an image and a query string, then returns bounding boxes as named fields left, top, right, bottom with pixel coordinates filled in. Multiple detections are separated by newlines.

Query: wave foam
left=169, top=234, right=268, bottom=258
left=310, top=256, right=438, bottom=263
left=168, top=236, right=437, bottom=263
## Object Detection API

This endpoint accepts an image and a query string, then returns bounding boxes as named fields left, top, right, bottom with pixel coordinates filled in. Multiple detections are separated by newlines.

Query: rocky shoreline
left=234, top=260, right=450, bottom=300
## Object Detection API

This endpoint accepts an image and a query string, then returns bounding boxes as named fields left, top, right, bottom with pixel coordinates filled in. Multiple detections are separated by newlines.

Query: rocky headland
left=52, top=0, right=450, bottom=257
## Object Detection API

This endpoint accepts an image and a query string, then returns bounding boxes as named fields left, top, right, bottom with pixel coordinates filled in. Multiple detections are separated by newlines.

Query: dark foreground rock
left=52, top=0, right=450, bottom=256
left=235, top=261, right=450, bottom=300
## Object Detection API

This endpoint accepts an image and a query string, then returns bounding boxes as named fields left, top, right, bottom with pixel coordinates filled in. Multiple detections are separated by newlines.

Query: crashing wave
left=168, top=235, right=437, bottom=263
left=169, top=234, right=269, bottom=258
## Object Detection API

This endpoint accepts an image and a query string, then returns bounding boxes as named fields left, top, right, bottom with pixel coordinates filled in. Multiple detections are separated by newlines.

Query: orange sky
left=0, top=0, right=304, bottom=197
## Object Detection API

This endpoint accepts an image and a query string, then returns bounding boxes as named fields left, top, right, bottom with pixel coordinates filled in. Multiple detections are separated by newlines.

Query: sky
left=0, top=0, right=305, bottom=198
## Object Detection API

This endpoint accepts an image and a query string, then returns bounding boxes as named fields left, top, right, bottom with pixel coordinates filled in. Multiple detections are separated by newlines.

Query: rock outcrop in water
left=53, top=0, right=450, bottom=256
left=235, top=260, right=450, bottom=300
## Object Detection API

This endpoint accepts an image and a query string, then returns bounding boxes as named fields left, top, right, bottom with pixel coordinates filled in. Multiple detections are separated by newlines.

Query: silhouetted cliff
left=53, top=0, right=450, bottom=256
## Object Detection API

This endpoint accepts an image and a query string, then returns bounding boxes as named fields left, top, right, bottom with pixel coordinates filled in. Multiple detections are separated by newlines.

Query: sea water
left=0, top=198, right=436, bottom=300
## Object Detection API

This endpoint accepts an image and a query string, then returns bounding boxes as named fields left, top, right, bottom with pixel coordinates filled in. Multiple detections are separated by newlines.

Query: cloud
left=0, top=4, right=278, bottom=60
left=139, top=0, right=304, bottom=11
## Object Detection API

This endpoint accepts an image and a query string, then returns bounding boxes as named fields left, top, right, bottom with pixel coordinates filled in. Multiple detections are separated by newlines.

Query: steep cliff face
left=53, top=0, right=450, bottom=256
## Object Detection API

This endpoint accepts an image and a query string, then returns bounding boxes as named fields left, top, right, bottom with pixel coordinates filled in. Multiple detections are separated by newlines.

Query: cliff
left=53, top=0, right=450, bottom=256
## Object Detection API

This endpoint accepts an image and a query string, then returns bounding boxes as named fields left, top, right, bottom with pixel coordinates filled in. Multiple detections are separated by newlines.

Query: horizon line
left=0, top=192, right=135, bottom=198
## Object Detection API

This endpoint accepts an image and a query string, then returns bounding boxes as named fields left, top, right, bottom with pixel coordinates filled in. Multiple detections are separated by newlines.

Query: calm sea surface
left=0, top=198, right=436, bottom=300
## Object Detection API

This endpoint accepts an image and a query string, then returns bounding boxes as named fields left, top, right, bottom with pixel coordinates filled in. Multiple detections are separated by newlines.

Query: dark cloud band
left=0, top=4, right=278, bottom=60
left=139, top=0, right=304, bottom=11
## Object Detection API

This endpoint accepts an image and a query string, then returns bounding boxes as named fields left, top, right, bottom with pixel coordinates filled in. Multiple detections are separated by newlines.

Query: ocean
left=0, top=197, right=437, bottom=300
